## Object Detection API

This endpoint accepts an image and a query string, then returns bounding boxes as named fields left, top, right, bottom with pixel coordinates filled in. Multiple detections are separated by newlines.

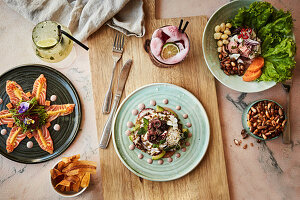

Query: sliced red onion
left=244, top=39, right=260, bottom=46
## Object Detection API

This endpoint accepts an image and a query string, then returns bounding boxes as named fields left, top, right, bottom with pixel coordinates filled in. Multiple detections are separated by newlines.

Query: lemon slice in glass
left=36, top=38, right=58, bottom=48
left=161, top=43, right=180, bottom=60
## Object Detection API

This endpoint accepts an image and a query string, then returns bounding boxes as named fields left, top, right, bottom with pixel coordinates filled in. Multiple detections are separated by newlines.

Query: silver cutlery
left=281, top=79, right=292, bottom=144
left=102, top=33, right=124, bottom=114
left=99, top=59, right=133, bottom=149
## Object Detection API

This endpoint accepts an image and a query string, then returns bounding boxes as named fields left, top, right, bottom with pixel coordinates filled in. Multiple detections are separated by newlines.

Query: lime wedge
left=152, top=150, right=166, bottom=160
left=161, top=43, right=179, bottom=60
left=36, top=38, right=58, bottom=48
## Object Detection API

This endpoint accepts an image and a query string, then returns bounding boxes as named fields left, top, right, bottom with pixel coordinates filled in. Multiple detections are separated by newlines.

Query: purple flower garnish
left=18, top=102, right=30, bottom=114
left=24, top=117, right=35, bottom=125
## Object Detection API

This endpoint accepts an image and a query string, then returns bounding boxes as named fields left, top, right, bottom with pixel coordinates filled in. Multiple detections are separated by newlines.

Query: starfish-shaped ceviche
left=0, top=74, right=75, bottom=154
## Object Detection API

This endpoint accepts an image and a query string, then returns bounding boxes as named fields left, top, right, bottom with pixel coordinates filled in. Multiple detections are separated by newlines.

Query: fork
left=281, top=79, right=292, bottom=144
left=102, top=33, right=124, bottom=114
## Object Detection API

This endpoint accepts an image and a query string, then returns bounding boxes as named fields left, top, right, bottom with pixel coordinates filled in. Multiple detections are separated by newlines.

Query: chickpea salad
left=128, top=105, right=189, bottom=160
left=213, top=1, right=296, bottom=82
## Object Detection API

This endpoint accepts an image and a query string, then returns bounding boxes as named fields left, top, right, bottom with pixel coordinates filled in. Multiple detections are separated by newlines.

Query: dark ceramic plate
left=0, top=64, right=81, bottom=164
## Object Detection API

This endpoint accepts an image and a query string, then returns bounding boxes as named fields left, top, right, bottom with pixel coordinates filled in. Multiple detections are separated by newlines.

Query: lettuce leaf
left=231, top=1, right=296, bottom=82
left=259, top=37, right=296, bottom=82
left=232, top=2, right=274, bottom=30
left=258, top=10, right=293, bottom=40
left=231, top=7, right=248, bottom=28
left=262, top=37, right=296, bottom=58
left=247, top=2, right=274, bottom=30
left=258, top=61, right=279, bottom=81
left=258, top=57, right=295, bottom=82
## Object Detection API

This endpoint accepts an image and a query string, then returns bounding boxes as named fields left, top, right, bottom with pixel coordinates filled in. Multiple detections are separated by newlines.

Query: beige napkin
left=4, top=0, right=145, bottom=41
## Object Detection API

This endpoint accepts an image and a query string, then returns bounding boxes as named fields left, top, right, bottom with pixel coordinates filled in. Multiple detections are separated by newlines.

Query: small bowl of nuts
left=242, top=99, right=287, bottom=141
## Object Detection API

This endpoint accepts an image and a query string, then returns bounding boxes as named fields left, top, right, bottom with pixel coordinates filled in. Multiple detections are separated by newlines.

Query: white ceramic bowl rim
left=202, top=0, right=277, bottom=93
left=50, top=160, right=87, bottom=198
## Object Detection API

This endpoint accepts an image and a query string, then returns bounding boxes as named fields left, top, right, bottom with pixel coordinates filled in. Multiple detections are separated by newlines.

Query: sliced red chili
left=242, top=34, right=249, bottom=39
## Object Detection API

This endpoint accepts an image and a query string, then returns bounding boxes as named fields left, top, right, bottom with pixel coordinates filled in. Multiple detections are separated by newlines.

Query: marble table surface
left=0, top=0, right=299, bottom=199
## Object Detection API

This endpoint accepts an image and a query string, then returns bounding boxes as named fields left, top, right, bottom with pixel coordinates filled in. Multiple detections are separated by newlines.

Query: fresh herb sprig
left=137, top=118, right=149, bottom=135
left=9, top=97, right=48, bottom=132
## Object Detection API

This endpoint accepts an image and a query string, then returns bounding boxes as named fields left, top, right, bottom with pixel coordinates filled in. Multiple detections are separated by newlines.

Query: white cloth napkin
left=4, top=0, right=145, bottom=41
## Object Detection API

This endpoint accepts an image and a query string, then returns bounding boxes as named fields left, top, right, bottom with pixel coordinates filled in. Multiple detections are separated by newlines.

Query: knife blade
left=99, top=59, right=132, bottom=149
left=281, top=80, right=292, bottom=144
left=116, top=59, right=132, bottom=96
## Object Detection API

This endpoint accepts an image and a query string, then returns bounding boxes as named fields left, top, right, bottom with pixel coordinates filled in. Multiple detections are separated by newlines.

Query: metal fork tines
left=113, top=33, right=124, bottom=53
left=102, top=32, right=124, bottom=114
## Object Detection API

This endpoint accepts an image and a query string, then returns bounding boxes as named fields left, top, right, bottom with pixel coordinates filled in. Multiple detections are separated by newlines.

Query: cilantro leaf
left=159, top=139, right=166, bottom=144
left=137, top=127, right=146, bottom=135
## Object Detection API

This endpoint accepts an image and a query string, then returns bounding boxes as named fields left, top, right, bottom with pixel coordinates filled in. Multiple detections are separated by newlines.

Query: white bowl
left=50, top=160, right=87, bottom=198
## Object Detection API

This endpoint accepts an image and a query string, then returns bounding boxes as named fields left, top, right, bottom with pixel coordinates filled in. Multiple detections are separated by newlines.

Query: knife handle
left=283, top=92, right=291, bottom=144
left=102, top=87, right=113, bottom=114
left=102, top=61, right=118, bottom=114
left=99, top=94, right=121, bottom=149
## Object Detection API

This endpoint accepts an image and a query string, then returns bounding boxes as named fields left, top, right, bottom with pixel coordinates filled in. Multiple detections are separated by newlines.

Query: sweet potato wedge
left=55, top=179, right=71, bottom=188
left=6, top=103, right=13, bottom=109
left=45, top=100, right=51, bottom=106
left=51, top=155, right=96, bottom=193
left=71, top=180, right=81, bottom=192
left=80, top=172, right=90, bottom=188
left=7, top=122, right=14, bottom=128
left=62, top=154, right=80, bottom=164
left=26, top=92, right=31, bottom=98
left=50, top=168, right=63, bottom=180
left=243, top=70, right=262, bottom=82
left=45, top=122, right=51, bottom=128
left=56, top=161, right=65, bottom=171
left=247, top=57, right=264, bottom=72
left=65, top=168, right=97, bottom=176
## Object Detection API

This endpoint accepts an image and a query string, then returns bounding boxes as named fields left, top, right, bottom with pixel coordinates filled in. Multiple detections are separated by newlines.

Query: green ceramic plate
left=0, top=64, right=81, bottom=164
left=202, top=0, right=276, bottom=93
left=112, top=83, right=210, bottom=181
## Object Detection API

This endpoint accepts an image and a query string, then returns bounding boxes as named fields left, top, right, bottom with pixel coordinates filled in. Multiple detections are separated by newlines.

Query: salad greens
left=9, top=97, right=48, bottom=132
left=137, top=118, right=149, bottom=135
left=231, top=1, right=296, bottom=82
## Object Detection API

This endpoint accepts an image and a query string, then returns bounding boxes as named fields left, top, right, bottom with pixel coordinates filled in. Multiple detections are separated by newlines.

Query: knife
left=281, top=79, right=292, bottom=144
left=99, top=59, right=132, bottom=149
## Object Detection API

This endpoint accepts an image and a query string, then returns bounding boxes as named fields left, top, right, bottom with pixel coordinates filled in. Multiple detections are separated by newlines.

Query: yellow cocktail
left=32, top=21, right=73, bottom=63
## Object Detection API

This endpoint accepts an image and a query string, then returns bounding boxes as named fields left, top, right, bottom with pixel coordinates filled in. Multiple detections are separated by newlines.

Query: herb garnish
left=137, top=118, right=149, bottom=135
left=159, top=139, right=166, bottom=144
left=9, top=97, right=48, bottom=132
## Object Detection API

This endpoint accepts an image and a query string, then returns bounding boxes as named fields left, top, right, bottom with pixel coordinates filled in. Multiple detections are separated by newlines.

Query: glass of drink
left=32, top=21, right=74, bottom=63
left=149, top=25, right=190, bottom=67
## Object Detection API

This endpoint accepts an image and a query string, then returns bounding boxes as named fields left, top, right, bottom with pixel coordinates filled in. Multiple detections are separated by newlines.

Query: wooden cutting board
left=88, top=1, right=230, bottom=199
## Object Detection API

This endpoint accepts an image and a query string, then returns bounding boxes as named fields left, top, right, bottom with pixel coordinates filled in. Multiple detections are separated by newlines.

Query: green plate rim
left=112, top=83, right=210, bottom=181
left=0, top=64, right=82, bottom=164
